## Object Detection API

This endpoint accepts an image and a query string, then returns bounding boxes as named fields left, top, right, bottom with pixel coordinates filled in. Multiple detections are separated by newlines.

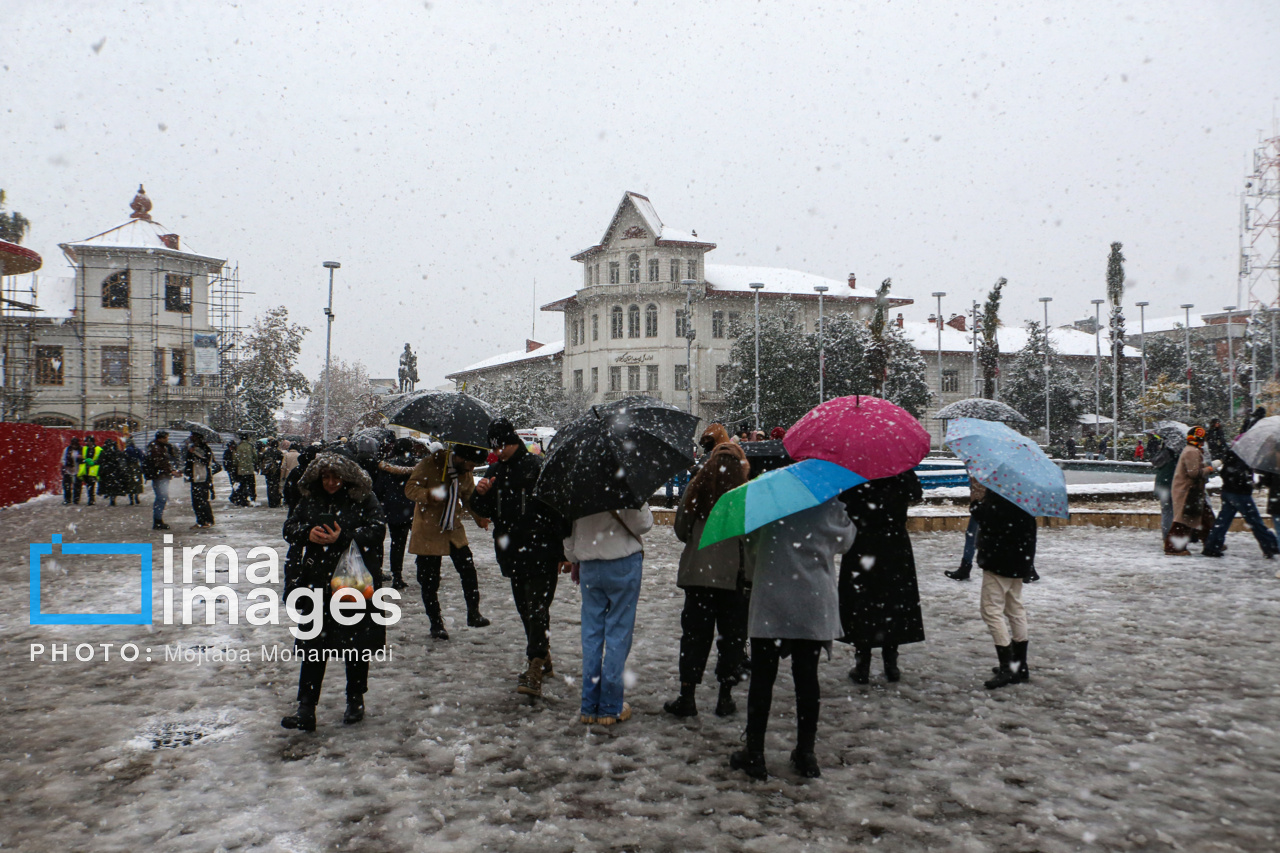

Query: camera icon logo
left=30, top=534, right=153, bottom=625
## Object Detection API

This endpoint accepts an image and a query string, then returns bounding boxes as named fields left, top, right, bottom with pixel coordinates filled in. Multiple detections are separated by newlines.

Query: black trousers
left=416, top=545, right=481, bottom=624
left=387, top=522, right=411, bottom=580
left=509, top=567, right=558, bottom=660
left=746, top=637, right=823, bottom=751
left=191, top=482, right=214, bottom=526
left=265, top=474, right=282, bottom=507
left=297, top=657, right=369, bottom=705
left=63, top=472, right=76, bottom=503
left=678, top=585, right=748, bottom=685
left=240, top=473, right=257, bottom=502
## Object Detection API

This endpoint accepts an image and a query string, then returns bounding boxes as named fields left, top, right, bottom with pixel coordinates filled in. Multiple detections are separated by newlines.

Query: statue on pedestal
left=398, top=343, right=419, bottom=393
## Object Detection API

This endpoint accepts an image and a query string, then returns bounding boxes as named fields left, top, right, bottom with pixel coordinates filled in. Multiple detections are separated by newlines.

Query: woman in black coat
left=372, top=438, right=422, bottom=590
left=838, top=470, right=926, bottom=683
left=971, top=489, right=1036, bottom=689
left=279, top=453, right=387, bottom=731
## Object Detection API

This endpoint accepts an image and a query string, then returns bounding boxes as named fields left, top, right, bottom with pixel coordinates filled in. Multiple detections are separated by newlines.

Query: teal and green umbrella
left=699, top=458, right=867, bottom=549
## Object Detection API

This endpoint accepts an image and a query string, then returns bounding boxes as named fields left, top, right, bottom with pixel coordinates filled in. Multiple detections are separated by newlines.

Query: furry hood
left=700, top=423, right=732, bottom=452
left=299, top=452, right=373, bottom=501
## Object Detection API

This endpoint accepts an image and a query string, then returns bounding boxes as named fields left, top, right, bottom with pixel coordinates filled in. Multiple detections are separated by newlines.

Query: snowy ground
left=3, top=484, right=1280, bottom=852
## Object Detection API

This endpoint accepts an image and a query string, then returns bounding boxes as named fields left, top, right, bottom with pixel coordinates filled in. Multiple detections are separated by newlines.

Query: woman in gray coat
left=730, top=496, right=856, bottom=781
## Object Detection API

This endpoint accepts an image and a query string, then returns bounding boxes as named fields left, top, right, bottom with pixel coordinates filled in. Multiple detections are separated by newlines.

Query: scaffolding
left=1242, top=134, right=1280, bottom=388
left=0, top=273, right=39, bottom=421
left=209, top=262, right=249, bottom=431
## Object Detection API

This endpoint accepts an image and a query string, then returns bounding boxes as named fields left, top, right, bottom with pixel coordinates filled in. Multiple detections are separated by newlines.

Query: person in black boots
left=665, top=424, right=750, bottom=719
left=373, top=438, right=421, bottom=590
left=280, top=453, right=387, bottom=731
left=260, top=438, right=284, bottom=508
left=838, top=469, right=926, bottom=684
left=1201, top=443, right=1279, bottom=559
left=471, top=419, right=568, bottom=698
left=971, top=487, right=1036, bottom=689
left=184, top=433, right=217, bottom=528
left=62, top=439, right=81, bottom=504
left=145, top=431, right=177, bottom=530
left=405, top=442, right=490, bottom=639
left=730, top=497, right=855, bottom=781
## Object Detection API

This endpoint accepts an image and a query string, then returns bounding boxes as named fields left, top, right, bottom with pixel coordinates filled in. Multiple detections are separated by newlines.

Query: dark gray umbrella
left=174, top=420, right=221, bottom=442
left=1153, top=420, right=1190, bottom=456
left=534, top=395, right=699, bottom=521
left=935, top=398, right=1030, bottom=424
left=740, top=438, right=793, bottom=479
left=379, top=391, right=499, bottom=448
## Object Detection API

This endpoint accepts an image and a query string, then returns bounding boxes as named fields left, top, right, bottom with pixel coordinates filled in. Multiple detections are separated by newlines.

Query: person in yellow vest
left=77, top=435, right=102, bottom=506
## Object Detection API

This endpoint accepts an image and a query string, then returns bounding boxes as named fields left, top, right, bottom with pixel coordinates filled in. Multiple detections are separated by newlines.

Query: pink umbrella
left=783, top=395, right=931, bottom=480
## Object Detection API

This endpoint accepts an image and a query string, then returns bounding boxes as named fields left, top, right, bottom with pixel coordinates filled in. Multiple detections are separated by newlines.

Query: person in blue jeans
left=946, top=479, right=985, bottom=580
left=1203, top=450, right=1279, bottom=558
left=561, top=504, right=654, bottom=725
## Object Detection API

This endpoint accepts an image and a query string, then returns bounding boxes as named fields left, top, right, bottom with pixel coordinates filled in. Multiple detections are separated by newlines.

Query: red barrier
left=0, top=424, right=122, bottom=509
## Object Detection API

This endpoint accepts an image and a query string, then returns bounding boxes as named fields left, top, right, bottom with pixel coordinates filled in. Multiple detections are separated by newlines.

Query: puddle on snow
left=132, top=719, right=237, bottom=750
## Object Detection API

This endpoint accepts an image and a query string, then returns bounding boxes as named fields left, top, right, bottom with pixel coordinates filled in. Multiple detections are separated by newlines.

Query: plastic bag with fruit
left=330, top=542, right=377, bottom=599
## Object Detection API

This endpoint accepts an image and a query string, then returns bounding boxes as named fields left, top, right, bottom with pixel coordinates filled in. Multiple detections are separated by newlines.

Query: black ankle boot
left=467, top=609, right=491, bottom=628
left=1011, top=640, right=1030, bottom=683
left=392, top=574, right=408, bottom=590
left=430, top=623, right=450, bottom=640
left=343, top=697, right=365, bottom=724
left=945, top=564, right=972, bottom=580
left=984, top=645, right=1016, bottom=689
left=789, top=748, right=821, bottom=778
left=281, top=701, right=317, bottom=731
left=730, top=732, right=768, bottom=781
left=714, top=682, right=737, bottom=717
left=849, top=646, right=871, bottom=684
left=882, top=645, right=901, bottom=682
left=664, top=682, right=698, bottom=717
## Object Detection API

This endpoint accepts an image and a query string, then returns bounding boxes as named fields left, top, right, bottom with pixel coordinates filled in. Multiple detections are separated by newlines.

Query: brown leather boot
left=518, top=658, right=545, bottom=697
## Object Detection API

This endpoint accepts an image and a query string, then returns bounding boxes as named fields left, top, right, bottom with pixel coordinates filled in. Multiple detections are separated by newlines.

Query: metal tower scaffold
left=1241, top=135, right=1280, bottom=311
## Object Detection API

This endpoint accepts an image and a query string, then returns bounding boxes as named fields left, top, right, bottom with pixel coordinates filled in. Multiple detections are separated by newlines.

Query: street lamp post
left=681, top=279, right=697, bottom=415
left=814, top=285, right=828, bottom=402
left=972, top=300, right=980, bottom=397
left=750, top=282, right=764, bottom=432
left=1136, top=301, right=1149, bottom=432
left=322, top=261, right=341, bottom=443
left=1040, top=297, right=1052, bottom=444
left=1224, top=305, right=1237, bottom=422
left=1091, top=298, right=1104, bottom=445
left=1181, top=303, right=1194, bottom=413
left=932, top=292, right=946, bottom=404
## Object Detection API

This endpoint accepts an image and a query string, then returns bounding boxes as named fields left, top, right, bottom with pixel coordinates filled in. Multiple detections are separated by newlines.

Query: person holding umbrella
left=1201, top=440, right=1279, bottom=559
left=971, top=488, right=1037, bottom=689
left=472, top=419, right=567, bottom=698
left=664, top=424, right=750, bottom=719
left=405, top=442, right=491, bottom=639
left=838, top=469, right=926, bottom=684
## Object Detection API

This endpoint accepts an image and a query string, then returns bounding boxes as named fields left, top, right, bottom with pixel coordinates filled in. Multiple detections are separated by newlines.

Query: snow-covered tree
left=1106, top=242, right=1127, bottom=426
left=724, top=312, right=818, bottom=430
left=231, top=306, right=309, bottom=435
left=866, top=279, right=893, bottom=396
left=978, top=277, right=1005, bottom=399
left=302, top=359, right=379, bottom=441
left=1002, top=320, right=1084, bottom=438
left=1140, top=333, right=1228, bottom=424
left=468, top=359, right=588, bottom=428
left=0, top=190, right=30, bottom=244
left=1134, top=373, right=1190, bottom=422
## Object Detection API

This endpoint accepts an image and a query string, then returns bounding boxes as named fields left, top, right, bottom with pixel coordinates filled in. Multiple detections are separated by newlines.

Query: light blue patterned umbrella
left=944, top=418, right=1069, bottom=518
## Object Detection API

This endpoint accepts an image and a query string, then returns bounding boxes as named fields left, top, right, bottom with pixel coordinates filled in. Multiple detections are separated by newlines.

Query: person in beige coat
left=405, top=444, right=490, bottom=639
left=1166, top=426, right=1215, bottom=556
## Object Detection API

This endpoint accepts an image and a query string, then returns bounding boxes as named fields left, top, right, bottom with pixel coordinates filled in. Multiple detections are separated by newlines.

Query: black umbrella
left=740, top=438, right=793, bottom=479
left=534, top=395, right=700, bottom=521
left=379, top=391, right=499, bottom=448
left=935, top=398, right=1030, bottom=424
left=174, top=420, right=221, bottom=442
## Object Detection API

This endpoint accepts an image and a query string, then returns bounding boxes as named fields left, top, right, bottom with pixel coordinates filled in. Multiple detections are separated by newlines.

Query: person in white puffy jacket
left=560, top=504, right=654, bottom=725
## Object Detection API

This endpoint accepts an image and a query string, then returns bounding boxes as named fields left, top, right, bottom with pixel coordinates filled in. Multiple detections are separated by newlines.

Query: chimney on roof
left=129, top=184, right=153, bottom=221
left=895, top=313, right=904, bottom=328
left=848, top=273, right=856, bottom=290
left=927, top=313, right=937, bottom=326
left=526, top=339, right=543, bottom=353
left=160, top=234, right=180, bottom=250
left=946, top=314, right=966, bottom=332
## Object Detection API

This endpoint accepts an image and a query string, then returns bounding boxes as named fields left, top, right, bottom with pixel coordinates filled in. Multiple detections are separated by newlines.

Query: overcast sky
left=4, top=0, right=1279, bottom=387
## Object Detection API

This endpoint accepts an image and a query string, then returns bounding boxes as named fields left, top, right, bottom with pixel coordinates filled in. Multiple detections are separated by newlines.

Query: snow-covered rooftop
left=704, top=264, right=894, bottom=300
left=900, top=320, right=1140, bottom=358
left=448, top=339, right=565, bottom=378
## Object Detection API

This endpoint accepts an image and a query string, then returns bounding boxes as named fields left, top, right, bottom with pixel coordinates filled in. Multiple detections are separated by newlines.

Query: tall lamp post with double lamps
left=322, top=260, right=341, bottom=443
left=1039, top=297, right=1053, bottom=444
left=749, top=282, right=764, bottom=432
left=814, top=284, right=828, bottom=402
left=1181, top=303, right=1195, bottom=413
left=1224, top=305, right=1237, bottom=422
left=1135, top=301, right=1149, bottom=432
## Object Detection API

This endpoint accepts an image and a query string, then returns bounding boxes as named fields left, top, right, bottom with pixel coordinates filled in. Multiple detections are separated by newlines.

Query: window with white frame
left=674, top=364, right=689, bottom=391
left=687, top=259, right=698, bottom=280
left=627, top=304, right=640, bottom=338
left=712, top=310, right=725, bottom=339
left=591, top=367, right=599, bottom=393
left=716, top=364, right=731, bottom=391
left=646, top=364, right=659, bottom=391
left=609, top=366, right=622, bottom=391
left=670, top=259, right=680, bottom=282
left=574, top=369, right=584, bottom=392
left=611, top=306, right=623, bottom=339
left=648, top=258, right=659, bottom=282
left=628, top=365, right=641, bottom=391
left=628, top=254, right=640, bottom=284
left=942, top=370, right=959, bottom=393
left=675, top=309, right=689, bottom=338
left=592, top=314, right=599, bottom=341
left=609, top=262, right=620, bottom=284
left=644, top=304, right=658, bottom=337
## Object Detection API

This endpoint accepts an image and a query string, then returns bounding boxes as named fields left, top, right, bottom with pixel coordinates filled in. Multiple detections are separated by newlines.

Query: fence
left=0, top=424, right=121, bottom=509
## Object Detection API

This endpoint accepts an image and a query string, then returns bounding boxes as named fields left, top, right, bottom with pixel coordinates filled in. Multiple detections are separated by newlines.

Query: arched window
left=645, top=304, right=658, bottom=337
left=627, top=304, right=641, bottom=338
left=610, top=306, right=624, bottom=339
left=648, top=258, right=659, bottom=282
left=628, top=253, right=640, bottom=284
left=101, top=270, right=130, bottom=309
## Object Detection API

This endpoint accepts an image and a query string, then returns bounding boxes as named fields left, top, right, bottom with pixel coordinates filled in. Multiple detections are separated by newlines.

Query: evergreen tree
left=1134, top=373, right=1191, bottom=422
left=1106, top=242, right=1127, bottom=428
left=468, top=359, right=587, bottom=427
left=1002, top=320, right=1085, bottom=437
left=1140, top=332, right=1228, bottom=423
left=232, top=307, right=310, bottom=435
left=724, top=312, right=818, bottom=430
left=866, top=279, right=892, bottom=396
left=0, top=190, right=31, bottom=245
left=979, top=278, right=1005, bottom=399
